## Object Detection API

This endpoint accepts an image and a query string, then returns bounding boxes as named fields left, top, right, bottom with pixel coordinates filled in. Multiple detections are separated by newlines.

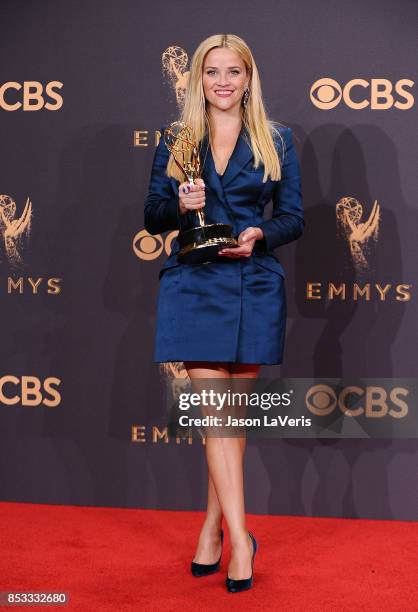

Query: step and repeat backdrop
left=0, top=0, right=417, bottom=520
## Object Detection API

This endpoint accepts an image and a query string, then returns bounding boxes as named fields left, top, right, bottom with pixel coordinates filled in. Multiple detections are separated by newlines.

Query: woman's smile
left=214, top=90, right=234, bottom=97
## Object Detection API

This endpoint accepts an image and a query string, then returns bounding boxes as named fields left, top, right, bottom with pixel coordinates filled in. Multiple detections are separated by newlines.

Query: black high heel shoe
left=226, top=531, right=258, bottom=593
left=191, top=529, right=224, bottom=577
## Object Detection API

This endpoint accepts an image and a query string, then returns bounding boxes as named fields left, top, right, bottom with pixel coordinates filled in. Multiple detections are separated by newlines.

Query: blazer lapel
left=199, top=125, right=254, bottom=201
left=221, top=125, right=254, bottom=188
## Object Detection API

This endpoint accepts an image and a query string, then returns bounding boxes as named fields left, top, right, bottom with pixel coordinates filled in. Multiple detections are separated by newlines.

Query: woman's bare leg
left=184, top=360, right=261, bottom=580
left=184, top=361, right=229, bottom=565
left=218, top=362, right=260, bottom=579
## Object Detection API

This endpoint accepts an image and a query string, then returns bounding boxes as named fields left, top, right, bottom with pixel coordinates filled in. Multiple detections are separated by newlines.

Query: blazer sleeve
left=144, top=126, right=193, bottom=235
left=255, top=126, right=304, bottom=252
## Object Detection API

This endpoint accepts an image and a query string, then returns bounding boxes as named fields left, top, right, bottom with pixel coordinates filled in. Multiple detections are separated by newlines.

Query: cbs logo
left=305, top=384, right=408, bottom=418
left=310, top=78, right=414, bottom=110
left=0, top=81, right=63, bottom=111
left=133, top=229, right=178, bottom=261
left=0, top=376, right=61, bottom=407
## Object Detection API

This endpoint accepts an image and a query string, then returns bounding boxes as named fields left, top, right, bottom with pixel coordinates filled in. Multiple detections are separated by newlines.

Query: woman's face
left=202, top=47, right=249, bottom=113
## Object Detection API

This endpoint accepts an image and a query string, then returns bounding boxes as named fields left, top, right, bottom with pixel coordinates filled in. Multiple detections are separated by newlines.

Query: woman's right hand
left=178, top=178, right=205, bottom=215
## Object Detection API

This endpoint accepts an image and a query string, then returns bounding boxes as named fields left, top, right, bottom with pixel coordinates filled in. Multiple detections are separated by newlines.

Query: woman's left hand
left=218, top=226, right=264, bottom=258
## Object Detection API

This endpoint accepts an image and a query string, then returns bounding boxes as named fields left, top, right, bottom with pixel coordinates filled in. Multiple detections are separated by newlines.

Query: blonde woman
left=144, top=33, right=304, bottom=593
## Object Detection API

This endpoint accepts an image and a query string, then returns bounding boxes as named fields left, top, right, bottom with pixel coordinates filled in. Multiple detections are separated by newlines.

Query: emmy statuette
left=163, top=121, right=239, bottom=264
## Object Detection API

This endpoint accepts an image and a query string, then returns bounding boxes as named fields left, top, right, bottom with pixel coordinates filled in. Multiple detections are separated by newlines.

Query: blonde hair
left=165, top=33, right=286, bottom=183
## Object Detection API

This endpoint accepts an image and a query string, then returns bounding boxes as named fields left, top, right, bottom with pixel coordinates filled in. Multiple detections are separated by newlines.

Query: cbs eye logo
left=133, top=229, right=178, bottom=261
left=305, top=384, right=408, bottom=418
left=310, top=78, right=414, bottom=110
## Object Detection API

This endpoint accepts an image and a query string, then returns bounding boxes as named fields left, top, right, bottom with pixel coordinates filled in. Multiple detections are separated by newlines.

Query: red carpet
left=0, top=502, right=416, bottom=611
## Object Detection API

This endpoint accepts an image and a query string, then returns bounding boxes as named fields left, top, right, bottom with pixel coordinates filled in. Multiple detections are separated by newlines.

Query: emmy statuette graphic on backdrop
left=163, top=121, right=239, bottom=264
left=336, top=197, right=380, bottom=272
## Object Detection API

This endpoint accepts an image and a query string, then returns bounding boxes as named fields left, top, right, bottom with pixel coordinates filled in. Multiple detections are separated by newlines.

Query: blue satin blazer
left=144, top=121, right=304, bottom=364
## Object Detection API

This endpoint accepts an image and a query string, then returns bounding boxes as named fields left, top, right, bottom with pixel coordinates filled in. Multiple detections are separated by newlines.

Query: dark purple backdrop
left=0, top=0, right=417, bottom=520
